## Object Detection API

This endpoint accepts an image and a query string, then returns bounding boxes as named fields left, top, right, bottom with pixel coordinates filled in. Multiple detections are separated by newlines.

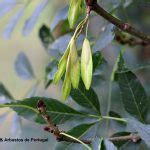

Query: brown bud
left=44, top=126, right=50, bottom=131
left=56, top=136, right=62, bottom=142
left=37, top=100, right=44, bottom=108
left=122, top=23, right=131, bottom=31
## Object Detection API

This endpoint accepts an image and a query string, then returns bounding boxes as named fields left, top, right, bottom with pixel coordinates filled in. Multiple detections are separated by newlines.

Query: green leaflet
left=71, top=81, right=101, bottom=114
left=0, top=97, right=83, bottom=124
left=81, top=38, right=93, bottom=90
left=53, top=45, right=70, bottom=84
left=62, top=54, right=71, bottom=100
left=70, top=39, right=80, bottom=89
left=115, top=53, right=148, bottom=123
left=68, top=0, right=82, bottom=28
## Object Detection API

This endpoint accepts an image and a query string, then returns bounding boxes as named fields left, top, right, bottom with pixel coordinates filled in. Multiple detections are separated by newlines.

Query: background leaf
left=0, top=83, right=13, bottom=103
left=51, top=6, right=68, bottom=31
left=93, top=24, right=115, bottom=52
left=71, top=81, right=101, bottom=115
left=104, top=139, right=117, bottom=150
left=97, top=139, right=117, bottom=150
left=10, top=112, right=22, bottom=137
left=92, top=53, right=107, bottom=78
left=0, top=97, right=87, bottom=124
left=0, top=111, right=9, bottom=124
left=93, top=51, right=105, bottom=71
left=3, top=7, right=25, bottom=38
left=0, top=0, right=17, bottom=18
left=127, top=118, right=150, bottom=148
left=22, top=0, right=49, bottom=35
left=67, top=123, right=95, bottom=138
left=15, top=52, right=35, bottom=80
left=49, top=34, right=72, bottom=55
left=25, top=82, right=39, bottom=98
left=45, top=60, right=58, bottom=88
left=109, top=111, right=122, bottom=119
left=95, top=138, right=104, bottom=150
left=39, top=25, right=54, bottom=49
left=115, top=54, right=148, bottom=123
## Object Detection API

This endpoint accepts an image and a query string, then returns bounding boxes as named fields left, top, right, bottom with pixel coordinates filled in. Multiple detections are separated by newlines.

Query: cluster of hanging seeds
left=53, top=15, right=93, bottom=99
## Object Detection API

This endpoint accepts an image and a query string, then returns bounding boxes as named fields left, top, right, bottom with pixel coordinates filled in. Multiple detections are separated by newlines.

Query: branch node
left=122, top=23, right=131, bottom=31
left=44, top=126, right=50, bottom=132
left=115, top=31, right=150, bottom=46
left=131, top=134, right=141, bottom=143
left=86, top=0, right=97, bottom=6
left=85, top=0, right=97, bottom=11
left=37, top=100, right=91, bottom=144
left=87, top=6, right=91, bottom=15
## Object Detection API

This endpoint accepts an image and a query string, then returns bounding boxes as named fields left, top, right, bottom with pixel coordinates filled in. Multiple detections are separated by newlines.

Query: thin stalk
left=60, top=132, right=92, bottom=150
left=102, top=116, right=127, bottom=123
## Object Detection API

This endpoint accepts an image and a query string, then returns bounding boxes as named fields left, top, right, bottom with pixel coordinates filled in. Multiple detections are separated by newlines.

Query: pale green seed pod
left=81, top=38, right=93, bottom=90
left=68, top=0, right=82, bottom=28
left=53, top=60, right=66, bottom=84
left=70, top=40, right=80, bottom=89
left=53, top=46, right=70, bottom=84
left=62, top=55, right=71, bottom=100
left=62, top=75, right=71, bottom=100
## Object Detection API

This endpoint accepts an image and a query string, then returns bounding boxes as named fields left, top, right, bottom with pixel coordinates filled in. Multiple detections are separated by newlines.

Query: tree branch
left=85, top=0, right=150, bottom=42
left=37, top=100, right=142, bottom=145
left=115, top=31, right=150, bottom=46
left=109, top=133, right=141, bottom=143
left=37, top=100, right=91, bottom=144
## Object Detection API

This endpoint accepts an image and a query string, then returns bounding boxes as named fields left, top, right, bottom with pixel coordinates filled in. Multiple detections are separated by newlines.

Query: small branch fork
left=85, top=0, right=150, bottom=43
left=37, top=100, right=91, bottom=144
left=37, top=100, right=141, bottom=145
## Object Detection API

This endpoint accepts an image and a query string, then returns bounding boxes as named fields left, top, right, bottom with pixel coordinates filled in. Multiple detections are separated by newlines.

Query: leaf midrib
left=0, top=103, right=88, bottom=117
left=0, top=104, right=38, bottom=113
left=123, top=73, right=144, bottom=122
left=77, top=88, right=100, bottom=114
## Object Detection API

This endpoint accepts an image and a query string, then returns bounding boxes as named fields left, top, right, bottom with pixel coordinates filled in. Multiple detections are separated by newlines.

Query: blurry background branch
left=115, top=31, right=150, bottom=46
left=109, top=133, right=141, bottom=143
left=85, top=0, right=150, bottom=42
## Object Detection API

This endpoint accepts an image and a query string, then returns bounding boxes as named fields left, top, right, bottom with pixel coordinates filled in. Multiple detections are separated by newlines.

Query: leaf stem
left=72, top=17, right=88, bottom=40
left=102, top=116, right=127, bottom=123
left=60, top=132, right=92, bottom=150
left=86, top=114, right=101, bottom=119
left=105, top=53, right=122, bottom=135
left=85, top=17, right=89, bottom=38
